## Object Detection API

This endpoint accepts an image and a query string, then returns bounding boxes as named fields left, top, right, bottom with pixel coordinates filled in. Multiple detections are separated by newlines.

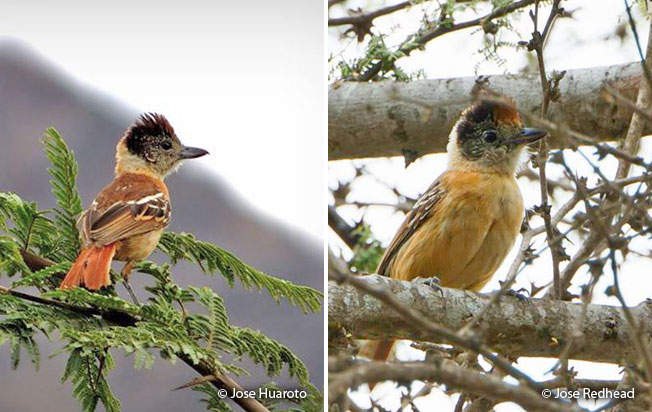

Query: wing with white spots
left=80, top=192, right=170, bottom=246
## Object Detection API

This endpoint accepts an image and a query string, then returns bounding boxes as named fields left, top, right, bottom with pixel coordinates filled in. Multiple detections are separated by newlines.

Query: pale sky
left=329, top=1, right=652, bottom=411
left=0, top=0, right=324, bottom=241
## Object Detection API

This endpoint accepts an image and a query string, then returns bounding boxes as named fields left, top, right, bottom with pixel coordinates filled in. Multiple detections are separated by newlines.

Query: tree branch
left=328, top=1, right=412, bottom=27
left=329, top=359, right=581, bottom=412
left=328, top=205, right=361, bottom=248
left=10, top=252, right=270, bottom=412
left=329, top=63, right=646, bottom=160
left=329, top=1, right=413, bottom=42
left=20, top=250, right=57, bottom=271
left=328, top=274, right=652, bottom=364
left=329, top=258, right=542, bottom=390
left=355, top=0, right=537, bottom=81
left=530, top=0, right=564, bottom=299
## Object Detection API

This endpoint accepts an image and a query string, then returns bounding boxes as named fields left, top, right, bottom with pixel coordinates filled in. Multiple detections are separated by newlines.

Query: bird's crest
left=464, top=99, right=521, bottom=126
left=123, top=113, right=177, bottom=156
left=129, top=113, right=176, bottom=138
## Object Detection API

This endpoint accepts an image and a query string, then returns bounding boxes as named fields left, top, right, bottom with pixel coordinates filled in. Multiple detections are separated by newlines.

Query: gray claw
left=413, top=276, right=443, bottom=296
left=506, top=288, right=531, bottom=303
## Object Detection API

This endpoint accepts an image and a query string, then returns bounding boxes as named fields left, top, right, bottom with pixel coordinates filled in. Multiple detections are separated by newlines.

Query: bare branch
left=329, top=2, right=411, bottom=27
left=328, top=274, right=652, bottom=364
left=356, top=0, right=537, bottom=81
left=328, top=204, right=361, bottom=248
left=530, top=0, right=564, bottom=299
left=329, top=258, right=542, bottom=390
left=329, top=63, right=646, bottom=160
left=329, top=359, right=580, bottom=412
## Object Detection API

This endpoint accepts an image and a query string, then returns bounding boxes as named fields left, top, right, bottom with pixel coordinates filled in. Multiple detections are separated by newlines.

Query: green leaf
left=232, top=327, right=310, bottom=387
left=43, top=127, right=83, bottom=259
left=62, top=349, right=122, bottom=412
left=257, top=382, right=323, bottom=412
left=0, top=130, right=324, bottom=412
left=350, top=223, right=384, bottom=274
left=12, top=261, right=70, bottom=289
left=0, top=235, right=30, bottom=277
left=187, top=287, right=235, bottom=352
left=193, top=384, right=234, bottom=412
left=159, top=232, right=323, bottom=313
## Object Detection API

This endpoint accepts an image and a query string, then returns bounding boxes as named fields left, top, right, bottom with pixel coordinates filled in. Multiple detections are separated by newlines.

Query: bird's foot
left=121, top=261, right=140, bottom=306
left=122, top=279, right=141, bottom=306
left=412, top=276, right=443, bottom=296
left=505, top=288, right=531, bottom=303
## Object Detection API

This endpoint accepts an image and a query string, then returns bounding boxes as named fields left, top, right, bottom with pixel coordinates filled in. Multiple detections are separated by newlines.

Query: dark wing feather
left=376, top=178, right=446, bottom=276
left=79, top=194, right=170, bottom=247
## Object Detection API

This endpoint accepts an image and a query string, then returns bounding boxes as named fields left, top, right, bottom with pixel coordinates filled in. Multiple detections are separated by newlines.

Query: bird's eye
left=483, top=130, right=498, bottom=143
left=161, top=141, right=172, bottom=150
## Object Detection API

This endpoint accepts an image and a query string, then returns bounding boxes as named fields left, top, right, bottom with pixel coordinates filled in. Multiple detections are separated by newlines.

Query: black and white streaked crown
left=455, top=99, right=521, bottom=142
left=124, top=113, right=176, bottom=155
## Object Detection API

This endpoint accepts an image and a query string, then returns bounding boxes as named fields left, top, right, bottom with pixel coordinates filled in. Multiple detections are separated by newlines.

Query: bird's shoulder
left=93, top=172, right=169, bottom=212
left=78, top=172, right=171, bottom=246
left=376, top=172, right=449, bottom=276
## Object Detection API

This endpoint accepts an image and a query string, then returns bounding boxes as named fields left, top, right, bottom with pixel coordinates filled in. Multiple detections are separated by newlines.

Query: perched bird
left=359, top=99, right=547, bottom=362
left=60, top=113, right=208, bottom=302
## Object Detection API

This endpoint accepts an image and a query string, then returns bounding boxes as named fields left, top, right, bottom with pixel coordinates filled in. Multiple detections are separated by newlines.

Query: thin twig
left=624, top=0, right=652, bottom=91
left=328, top=1, right=412, bottom=27
left=531, top=0, right=563, bottom=299
left=329, top=359, right=580, bottom=412
left=3, top=255, right=270, bottom=412
left=328, top=204, right=361, bottom=248
left=358, top=0, right=537, bottom=81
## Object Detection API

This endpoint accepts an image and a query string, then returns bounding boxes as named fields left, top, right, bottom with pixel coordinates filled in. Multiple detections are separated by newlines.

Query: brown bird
left=60, top=113, right=208, bottom=302
left=359, top=99, right=546, bottom=362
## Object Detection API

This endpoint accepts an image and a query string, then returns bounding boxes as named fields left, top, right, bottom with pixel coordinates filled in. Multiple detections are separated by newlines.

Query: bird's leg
left=121, top=261, right=140, bottom=306
left=502, top=283, right=531, bottom=303
left=412, top=275, right=443, bottom=295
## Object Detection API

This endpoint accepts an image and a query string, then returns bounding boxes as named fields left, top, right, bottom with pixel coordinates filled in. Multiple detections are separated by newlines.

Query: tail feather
left=359, top=340, right=395, bottom=361
left=359, top=340, right=395, bottom=391
left=60, top=244, right=117, bottom=290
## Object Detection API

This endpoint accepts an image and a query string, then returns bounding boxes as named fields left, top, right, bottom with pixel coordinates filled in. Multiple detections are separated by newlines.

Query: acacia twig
left=5, top=253, right=270, bottom=412
left=328, top=1, right=412, bottom=27
left=357, top=0, right=537, bottom=81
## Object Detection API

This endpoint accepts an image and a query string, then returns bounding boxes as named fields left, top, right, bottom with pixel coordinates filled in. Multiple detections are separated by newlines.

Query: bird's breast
left=459, top=176, right=523, bottom=289
left=390, top=172, right=523, bottom=291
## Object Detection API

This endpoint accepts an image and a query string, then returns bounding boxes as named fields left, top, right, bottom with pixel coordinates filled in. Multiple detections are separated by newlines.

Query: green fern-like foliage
left=0, top=128, right=323, bottom=412
left=43, top=127, right=83, bottom=259
left=158, top=233, right=322, bottom=313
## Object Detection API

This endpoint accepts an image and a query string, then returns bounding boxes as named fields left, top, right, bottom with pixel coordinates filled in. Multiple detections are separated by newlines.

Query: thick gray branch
left=328, top=63, right=646, bottom=160
left=329, top=274, right=652, bottom=364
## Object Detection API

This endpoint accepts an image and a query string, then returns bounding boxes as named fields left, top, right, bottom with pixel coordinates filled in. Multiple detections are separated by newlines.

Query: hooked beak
left=179, top=146, right=209, bottom=160
left=509, top=128, right=548, bottom=146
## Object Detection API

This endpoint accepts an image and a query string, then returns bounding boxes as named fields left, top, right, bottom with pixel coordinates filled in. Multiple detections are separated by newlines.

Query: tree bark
left=328, top=274, right=652, bottom=364
left=328, top=63, right=648, bottom=160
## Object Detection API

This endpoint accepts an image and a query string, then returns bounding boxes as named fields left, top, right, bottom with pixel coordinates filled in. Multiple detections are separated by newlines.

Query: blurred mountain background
left=0, top=39, right=323, bottom=411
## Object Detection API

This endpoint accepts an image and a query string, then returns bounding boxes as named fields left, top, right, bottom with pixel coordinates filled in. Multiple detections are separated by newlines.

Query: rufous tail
left=358, top=340, right=395, bottom=390
left=60, top=244, right=117, bottom=290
